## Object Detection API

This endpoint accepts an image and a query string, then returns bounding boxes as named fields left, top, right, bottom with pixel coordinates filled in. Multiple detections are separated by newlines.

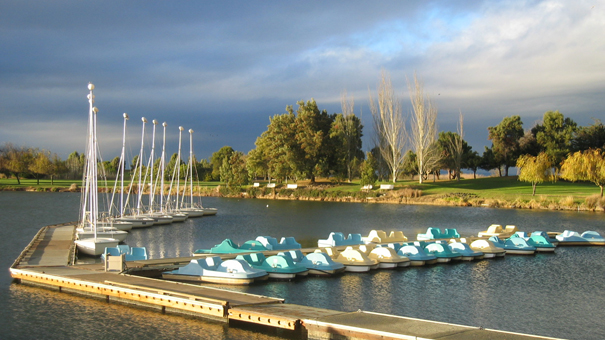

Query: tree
left=516, top=152, right=553, bottom=196
left=294, top=99, right=332, bottom=183
left=561, top=149, right=605, bottom=197
left=4, top=144, right=33, bottom=184
left=330, top=91, right=364, bottom=182
left=480, top=146, right=501, bottom=176
left=571, top=119, right=605, bottom=152
left=401, top=150, right=418, bottom=180
left=50, top=153, right=67, bottom=184
left=220, top=151, right=248, bottom=187
left=253, top=108, right=298, bottom=182
left=359, top=152, right=378, bottom=187
left=29, top=149, right=53, bottom=185
left=464, top=151, right=482, bottom=179
left=370, top=70, right=407, bottom=183
left=532, top=111, right=577, bottom=168
left=66, top=151, right=84, bottom=179
left=211, top=146, right=234, bottom=180
left=488, top=116, right=524, bottom=176
left=409, top=73, right=439, bottom=183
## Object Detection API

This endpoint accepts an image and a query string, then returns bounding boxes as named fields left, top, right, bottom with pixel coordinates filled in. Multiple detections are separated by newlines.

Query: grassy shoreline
left=1, top=176, right=604, bottom=212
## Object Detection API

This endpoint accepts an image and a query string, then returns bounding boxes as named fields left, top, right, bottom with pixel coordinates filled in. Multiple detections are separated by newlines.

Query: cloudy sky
left=1, top=0, right=603, bottom=161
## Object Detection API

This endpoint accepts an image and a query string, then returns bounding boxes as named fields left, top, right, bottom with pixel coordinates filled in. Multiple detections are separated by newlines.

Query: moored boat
left=367, top=247, right=410, bottom=268
left=236, top=253, right=308, bottom=279
left=424, top=242, right=462, bottom=262
left=162, top=256, right=268, bottom=284
left=448, top=242, right=484, bottom=260
left=469, top=239, right=506, bottom=258
left=489, top=236, right=536, bottom=255
left=397, top=244, right=437, bottom=266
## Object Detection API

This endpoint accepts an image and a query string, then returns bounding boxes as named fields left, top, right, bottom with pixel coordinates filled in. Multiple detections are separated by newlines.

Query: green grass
left=1, top=176, right=600, bottom=201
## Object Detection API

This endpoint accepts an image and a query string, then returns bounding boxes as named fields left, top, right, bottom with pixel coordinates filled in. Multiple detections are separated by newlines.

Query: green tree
left=464, top=151, right=482, bottom=179
left=401, top=150, right=418, bottom=180
left=329, top=112, right=363, bottom=182
left=359, top=152, right=378, bottom=187
left=211, top=146, right=234, bottom=180
left=532, top=111, right=577, bottom=168
left=480, top=146, right=501, bottom=176
left=488, top=116, right=524, bottom=176
left=66, top=151, right=84, bottom=179
left=561, top=149, right=605, bottom=197
left=516, top=152, right=553, bottom=196
left=50, top=153, right=67, bottom=184
left=29, top=149, right=53, bottom=185
left=4, top=144, right=33, bottom=184
left=571, top=119, right=605, bottom=152
left=254, top=109, right=298, bottom=182
left=220, top=151, right=248, bottom=187
left=294, top=99, right=332, bottom=183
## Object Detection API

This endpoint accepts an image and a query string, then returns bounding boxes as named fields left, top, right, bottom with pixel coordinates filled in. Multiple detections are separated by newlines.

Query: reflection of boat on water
left=162, top=256, right=268, bottom=285
left=74, top=83, right=119, bottom=256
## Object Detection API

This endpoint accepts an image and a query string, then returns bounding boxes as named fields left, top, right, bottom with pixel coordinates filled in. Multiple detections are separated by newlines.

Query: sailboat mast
left=120, top=113, right=128, bottom=217
left=176, top=126, right=183, bottom=209
left=136, top=117, right=147, bottom=216
left=148, top=120, right=158, bottom=213
left=160, top=122, right=167, bottom=212
left=86, top=83, right=99, bottom=239
left=188, top=129, right=194, bottom=207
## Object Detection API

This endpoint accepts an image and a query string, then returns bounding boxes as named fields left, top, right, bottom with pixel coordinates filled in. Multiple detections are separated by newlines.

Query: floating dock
left=10, top=223, right=561, bottom=340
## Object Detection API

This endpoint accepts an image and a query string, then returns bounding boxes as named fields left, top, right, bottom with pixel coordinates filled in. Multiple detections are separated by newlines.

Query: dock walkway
left=10, top=223, right=562, bottom=340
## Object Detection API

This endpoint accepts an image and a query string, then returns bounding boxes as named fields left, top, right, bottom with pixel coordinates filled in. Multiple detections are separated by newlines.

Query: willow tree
left=561, top=149, right=605, bottom=197
left=369, top=70, right=407, bottom=183
left=409, top=73, right=439, bottom=183
left=516, top=152, right=553, bottom=196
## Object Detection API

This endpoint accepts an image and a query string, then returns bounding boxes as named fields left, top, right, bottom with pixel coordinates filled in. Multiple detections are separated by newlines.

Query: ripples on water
left=2, top=192, right=605, bottom=339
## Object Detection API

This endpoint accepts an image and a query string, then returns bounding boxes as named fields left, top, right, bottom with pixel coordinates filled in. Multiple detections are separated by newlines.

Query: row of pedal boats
left=158, top=228, right=605, bottom=285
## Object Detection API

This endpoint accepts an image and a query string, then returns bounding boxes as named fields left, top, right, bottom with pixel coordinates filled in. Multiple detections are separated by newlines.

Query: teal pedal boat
left=236, top=252, right=308, bottom=279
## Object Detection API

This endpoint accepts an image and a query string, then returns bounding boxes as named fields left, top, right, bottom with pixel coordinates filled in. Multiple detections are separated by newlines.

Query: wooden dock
left=10, top=223, right=562, bottom=340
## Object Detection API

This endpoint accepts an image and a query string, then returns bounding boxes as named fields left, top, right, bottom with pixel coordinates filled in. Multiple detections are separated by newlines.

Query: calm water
left=2, top=192, right=605, bottom=339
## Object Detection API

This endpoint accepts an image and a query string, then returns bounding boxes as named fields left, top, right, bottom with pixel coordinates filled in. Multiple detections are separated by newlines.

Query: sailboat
left=156, top=122, right=188, bottom=222
left=179, top=128, right=217, bottom=216
left=74, top=83, right=120, bottom=256
left=138, top=119, right=173, bottom=225
left=110, top=113, right=155, bottom=228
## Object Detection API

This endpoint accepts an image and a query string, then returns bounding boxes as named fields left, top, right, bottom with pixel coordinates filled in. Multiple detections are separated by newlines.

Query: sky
left=1, top=0, right=604, bottom=162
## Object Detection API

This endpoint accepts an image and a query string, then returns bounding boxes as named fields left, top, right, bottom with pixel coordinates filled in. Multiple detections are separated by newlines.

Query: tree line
left=2, top=72, right=604, bottom=194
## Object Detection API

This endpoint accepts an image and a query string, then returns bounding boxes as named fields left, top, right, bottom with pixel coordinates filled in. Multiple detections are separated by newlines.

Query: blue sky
left=1, top=0, right=603, bottom=161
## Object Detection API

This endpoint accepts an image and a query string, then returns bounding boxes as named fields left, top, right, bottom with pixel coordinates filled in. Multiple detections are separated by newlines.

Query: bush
left=246, top=187, right=260, bottom=198
left=585, top=194, right=605, bottom=209
left=559, top=196, right=576, bottom=208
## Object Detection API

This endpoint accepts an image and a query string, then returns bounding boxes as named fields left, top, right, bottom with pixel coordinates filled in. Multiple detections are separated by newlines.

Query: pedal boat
left=448, top=242, right=484, bottom=260
left=556, top=230, right=605, bottom=246
left=193, top=238, right=268, bottom=255
left=281, top=250, right=345, bottom=276
left=367, top=247, right=410, bottom=268
left=477, top=224, right=518, bottom=239
left=489, top=236, right=536, bottom=255
left=322, top=247, right=378, bottom=272
left=162, top=256, right=268, bottom=285
left=511, top=232, right=556, bottom=252
left=397, top=244, right=437, bottom=266
left=469, top=239, right=506, bottom=258
left=236, top=253, right=308, bottom=279
left=424, top=242, right=462, bottom=263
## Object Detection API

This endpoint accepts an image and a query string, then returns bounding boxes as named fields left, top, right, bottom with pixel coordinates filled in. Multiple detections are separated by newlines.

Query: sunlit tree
left=516, top=152, right=553, bottom=196
left=561, top=149, right=605, bottom=197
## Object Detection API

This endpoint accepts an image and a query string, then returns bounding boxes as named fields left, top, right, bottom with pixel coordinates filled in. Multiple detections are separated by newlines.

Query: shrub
left=585, top=194, right=604, bottom=209
left=559, top=196, right=575, bottom=208
left=69, top=183, right=78, bottom=191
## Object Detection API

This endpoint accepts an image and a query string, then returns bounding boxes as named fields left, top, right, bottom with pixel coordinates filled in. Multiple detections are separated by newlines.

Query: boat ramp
left=10, top=222, right=561, bottom=340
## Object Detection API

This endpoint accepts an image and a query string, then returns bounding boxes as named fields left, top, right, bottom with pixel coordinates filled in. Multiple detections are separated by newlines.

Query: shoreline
left=2, top=185, right=603, bottom=213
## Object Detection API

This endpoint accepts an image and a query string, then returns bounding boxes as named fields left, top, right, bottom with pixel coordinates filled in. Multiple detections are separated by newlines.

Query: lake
left=1, top=191, right=604, bottom=339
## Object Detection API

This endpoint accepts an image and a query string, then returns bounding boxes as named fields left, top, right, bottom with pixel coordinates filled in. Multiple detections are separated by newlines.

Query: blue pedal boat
left=102, top=245, right=148, bottom=261
left=162, top=256, right=268, bottom=285
left=489, top=236, right=536, bottom=255
left=281, top=250, right=345, bottom=276
left=236, top=253, right=308, bottom=279
left=397, top=244, right=437, bottom=266
left=448, top=242, right=483, bottom=260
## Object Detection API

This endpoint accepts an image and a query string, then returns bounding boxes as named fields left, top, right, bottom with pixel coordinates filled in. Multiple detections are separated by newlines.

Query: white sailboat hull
left=75, top=237, right=120, bottom=256
left=77, top=228, right=128, bottom=242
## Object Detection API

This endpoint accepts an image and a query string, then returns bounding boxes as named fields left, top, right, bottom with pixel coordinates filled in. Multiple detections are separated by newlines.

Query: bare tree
left=369, top=70, right=408, bottom=183
left=409, top=73, right=439, bottom=184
